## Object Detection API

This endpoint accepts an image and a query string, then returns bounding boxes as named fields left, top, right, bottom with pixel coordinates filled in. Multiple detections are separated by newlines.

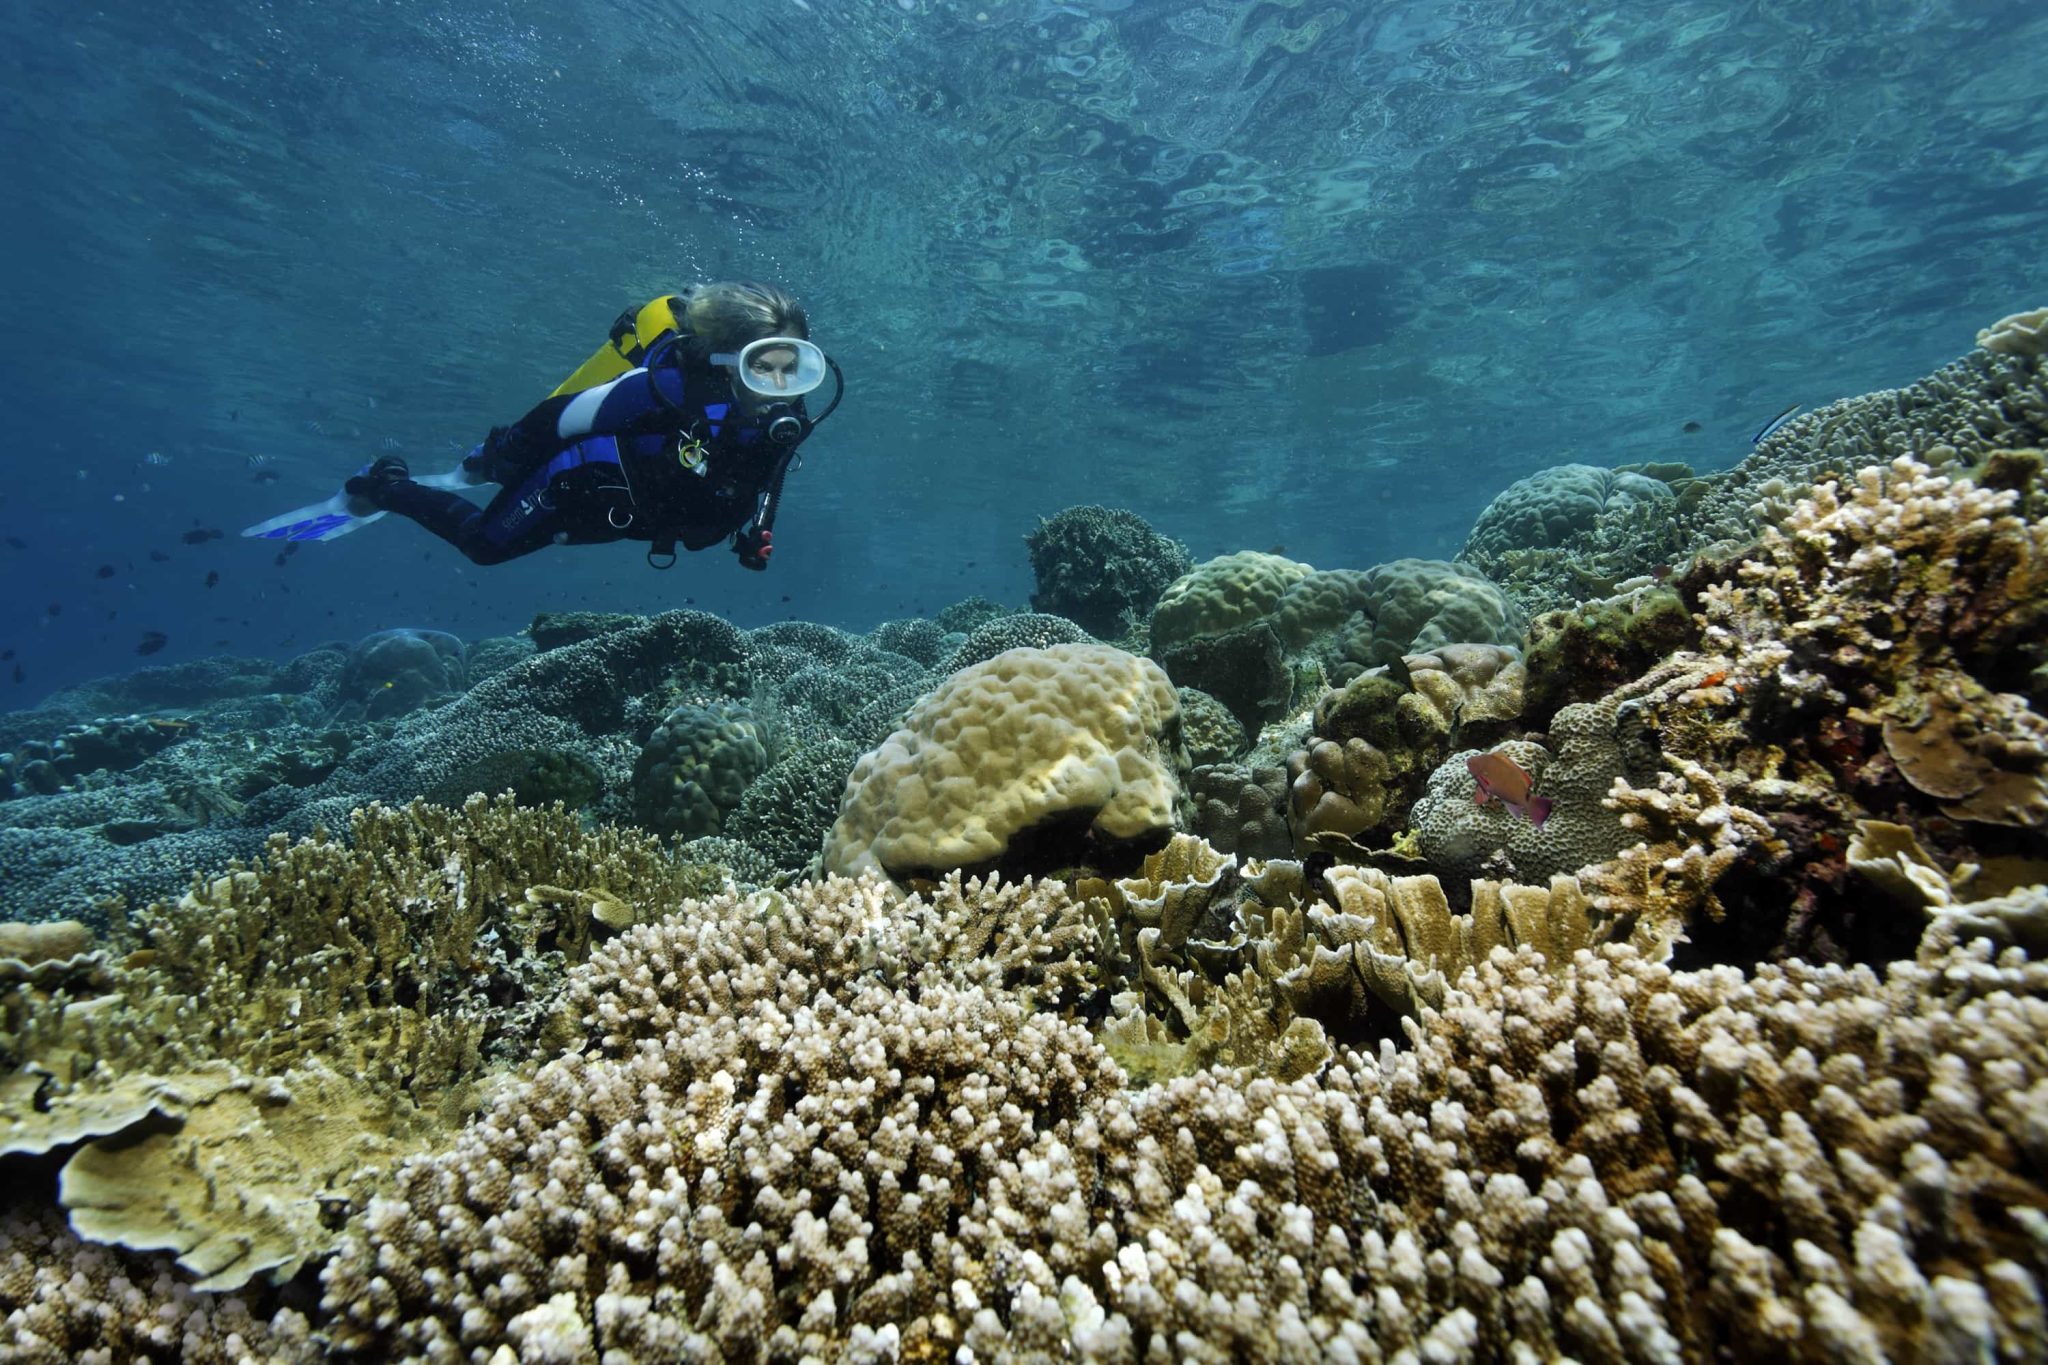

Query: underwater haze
left=1, top=0, right=2042, bottom=696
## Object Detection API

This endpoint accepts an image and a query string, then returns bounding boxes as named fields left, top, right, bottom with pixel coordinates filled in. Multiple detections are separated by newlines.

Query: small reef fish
left=1751, top=402, right=1801, bottom=445
left=1468, top=750, right=1553, bottom=827
left=135, top=631, right=168, bottom=656
left=181, top=528, right=224, bottom=545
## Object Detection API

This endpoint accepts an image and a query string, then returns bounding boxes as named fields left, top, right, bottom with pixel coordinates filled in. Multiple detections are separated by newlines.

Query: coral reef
left=1025, top=504, right=1192, bottom=640
left=1978, top=306, right=2048, bottom=358
left=824, top=644, right=1188, bottom=881
left=1151, top=554, right=1526, bottom=733
left=1680, top=322, right=2048, bottom=553
left=1176, top=686, right=1248, bottom=765
left=1185, top=761, right=1293, bottom=860
left=1286, top=560, right=1528, bottom=684
left=938, top=610, right=1096, bottom=674
left=1410, top=681, right=1649, bottom=884
left=1523, top=585, right=1696, bottom=728
left=1151, top=551, right=1316, bottom=649
left=0, top=1208, right=319, bottom=1363
left=296, top=864, right=2048, bottom=1363
left=725, top=737, right=862, bottom=875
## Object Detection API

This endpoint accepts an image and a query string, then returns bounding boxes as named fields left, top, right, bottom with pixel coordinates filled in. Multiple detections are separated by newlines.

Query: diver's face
left=742, top=345, right=802, bottom=396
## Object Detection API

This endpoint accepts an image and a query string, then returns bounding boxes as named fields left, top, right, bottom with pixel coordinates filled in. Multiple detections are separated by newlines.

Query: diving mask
left=710, top=336, right=828, bottom=399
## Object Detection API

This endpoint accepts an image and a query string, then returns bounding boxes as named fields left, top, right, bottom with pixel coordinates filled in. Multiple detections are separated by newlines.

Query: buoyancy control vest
left=547, top=295, right=689, bottom=398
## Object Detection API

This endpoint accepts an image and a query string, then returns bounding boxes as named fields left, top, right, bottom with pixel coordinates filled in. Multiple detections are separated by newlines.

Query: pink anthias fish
left=1467, top=751, right=1553, bottom=828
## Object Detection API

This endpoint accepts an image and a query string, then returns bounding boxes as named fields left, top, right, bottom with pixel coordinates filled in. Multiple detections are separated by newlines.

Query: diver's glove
left=463, top=425, right=535, bottom=484
left=344, top=456, right=412, bottom=504
left=733, top=526, right=773, bottom=571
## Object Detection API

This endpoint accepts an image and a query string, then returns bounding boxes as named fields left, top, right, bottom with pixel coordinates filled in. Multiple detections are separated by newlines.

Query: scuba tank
left=548, top=295, right=689, bottom=398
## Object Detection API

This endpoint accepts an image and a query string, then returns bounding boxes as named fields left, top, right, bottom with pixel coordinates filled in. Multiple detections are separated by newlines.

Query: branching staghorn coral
left=1587, top=755, right=1788, bottom=932
left=1698, top=457, right=2048, bottom=696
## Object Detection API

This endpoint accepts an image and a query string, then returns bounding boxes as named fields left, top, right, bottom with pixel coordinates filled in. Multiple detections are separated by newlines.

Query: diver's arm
left=481, top=365, right=691, bottom=479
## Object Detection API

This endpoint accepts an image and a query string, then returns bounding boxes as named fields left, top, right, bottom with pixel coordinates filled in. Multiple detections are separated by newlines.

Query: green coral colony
left=6, top=307, right=2048, bottom=1361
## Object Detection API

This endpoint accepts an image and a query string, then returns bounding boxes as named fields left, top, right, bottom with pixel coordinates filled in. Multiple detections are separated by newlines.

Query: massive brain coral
left=1458, top=463, right=1683, bottom=617
left=822, top=644, right=1187, bottom=880
left=1150, top=550, right=1315, bottom=649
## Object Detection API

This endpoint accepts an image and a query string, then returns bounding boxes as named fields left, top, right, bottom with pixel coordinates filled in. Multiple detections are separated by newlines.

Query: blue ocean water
left=0, top=0, right=2042, bottom=696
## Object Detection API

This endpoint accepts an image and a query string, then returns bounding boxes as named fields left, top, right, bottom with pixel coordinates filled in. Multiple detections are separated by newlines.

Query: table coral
left=0, top=795, right=697, bottom=1293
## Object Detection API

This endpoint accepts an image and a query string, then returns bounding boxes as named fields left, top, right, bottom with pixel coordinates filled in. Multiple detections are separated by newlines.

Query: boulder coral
left=823, top=644, right=1187, bottom=881
left=629, top=700, right=769, bottom=838
left=1460, top=462, right=1685, bottom=616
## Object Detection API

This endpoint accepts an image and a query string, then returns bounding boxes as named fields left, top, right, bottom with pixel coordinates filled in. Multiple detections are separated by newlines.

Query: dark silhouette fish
left=95, top=564, right=115, bottom=578
left=181, top=528, right=224, bottom=545
left=205, top=570, right=220, bottom=588
left=148, top=549, right=171, bottom=563
left=136, top=632, right=169, bottom=656
left=1751, top=403, right=1800, bottom=445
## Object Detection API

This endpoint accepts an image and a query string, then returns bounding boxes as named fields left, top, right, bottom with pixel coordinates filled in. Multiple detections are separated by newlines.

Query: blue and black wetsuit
left=371, top=346, right=801, bottom=567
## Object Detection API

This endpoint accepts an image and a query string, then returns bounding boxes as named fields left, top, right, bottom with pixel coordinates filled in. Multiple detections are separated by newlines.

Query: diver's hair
left=680, top=281, right=809, bottom=357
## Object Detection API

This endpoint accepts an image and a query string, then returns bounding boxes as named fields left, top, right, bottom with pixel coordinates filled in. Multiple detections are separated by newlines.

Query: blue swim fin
left=240, top=464, right=486, bottom=543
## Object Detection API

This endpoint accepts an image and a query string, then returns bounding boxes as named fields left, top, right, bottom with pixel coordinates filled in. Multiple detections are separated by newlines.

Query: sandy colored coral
left=1315, top=863, right=1656, bottom=1017
left=1150, top=551, right=1316, bottom=650
left=823, top=644, right=1187, bottom=880
left=1978, top=306, right=2048, bottom=358
left=313, top=855, right=2048, bottom=1362
left=1587, top=754, right=1786, bottom=933
left=1881, top=666, right=2048, bottom=827
left=0, top=919, right=92, bottom=965
left=0, top=1207, right=318, bottom=1363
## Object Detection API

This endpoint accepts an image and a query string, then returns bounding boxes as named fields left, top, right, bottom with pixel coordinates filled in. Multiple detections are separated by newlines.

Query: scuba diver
left=250, top=282, right=841, bottom=571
